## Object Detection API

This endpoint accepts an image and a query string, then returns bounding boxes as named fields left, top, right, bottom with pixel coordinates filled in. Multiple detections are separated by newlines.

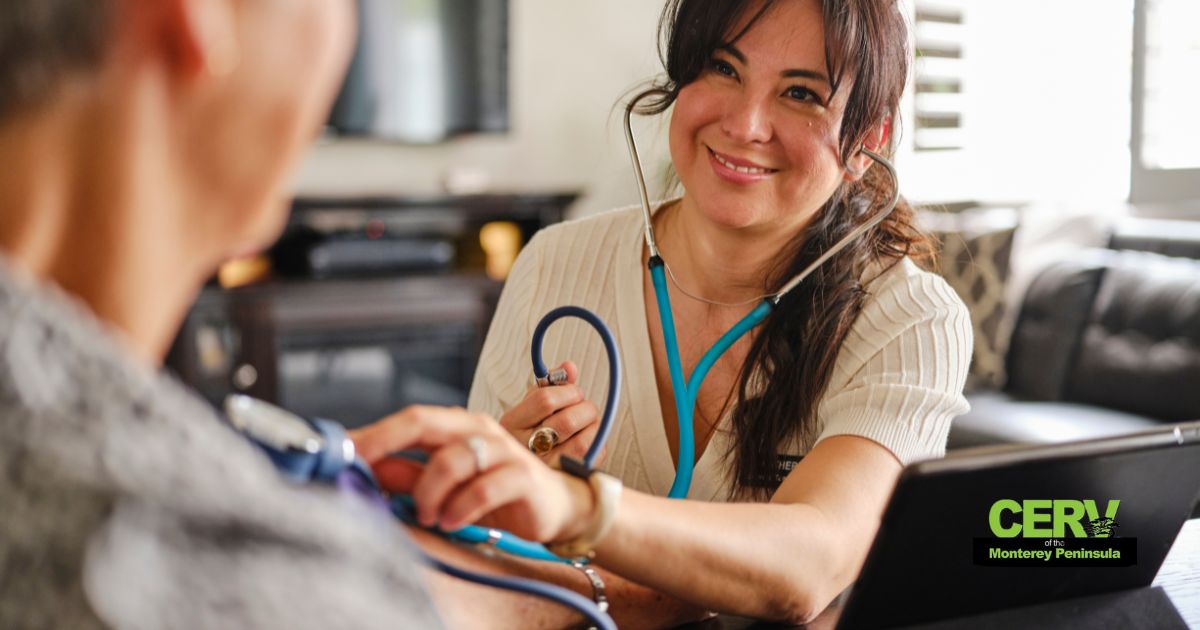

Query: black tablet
left=834, top=421, right=1200, bottom=629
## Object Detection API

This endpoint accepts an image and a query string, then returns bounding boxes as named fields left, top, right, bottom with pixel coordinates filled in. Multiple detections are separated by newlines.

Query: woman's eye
left=784, top=86, right=821, bottom=104
left=710, top=59, right=737, bottom=78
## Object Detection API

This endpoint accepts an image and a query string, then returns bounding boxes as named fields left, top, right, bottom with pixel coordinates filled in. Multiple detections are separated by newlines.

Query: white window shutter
left=912, top=1, right=966, bottom=152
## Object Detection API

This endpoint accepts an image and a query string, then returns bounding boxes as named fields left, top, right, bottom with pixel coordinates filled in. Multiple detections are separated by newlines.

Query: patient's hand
left=410, top=527, right=713, bottom=630
left=411, top=528, right=584, bottom=629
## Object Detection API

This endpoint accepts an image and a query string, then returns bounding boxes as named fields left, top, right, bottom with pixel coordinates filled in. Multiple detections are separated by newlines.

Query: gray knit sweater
left=0, top=257, right=442, bottom=629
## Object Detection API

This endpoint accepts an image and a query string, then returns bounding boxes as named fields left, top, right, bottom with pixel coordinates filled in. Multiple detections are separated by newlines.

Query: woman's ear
left=843, top=116, right=893, bottom=182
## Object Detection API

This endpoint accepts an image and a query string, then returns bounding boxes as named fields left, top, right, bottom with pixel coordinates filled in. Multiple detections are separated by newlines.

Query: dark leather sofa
left=948, top=218, right=1200, bottom=449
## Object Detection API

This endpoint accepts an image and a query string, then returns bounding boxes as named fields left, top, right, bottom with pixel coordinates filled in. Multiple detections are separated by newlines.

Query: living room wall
left=293, top=0, right=1142, bottom=217
left=293, top=0, right=672, bottom=219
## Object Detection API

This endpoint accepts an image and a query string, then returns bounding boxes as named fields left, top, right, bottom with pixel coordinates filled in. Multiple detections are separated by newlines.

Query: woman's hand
left=351, top=406, right=594, bottom=543
left=499, top=361, right=606, bottom=466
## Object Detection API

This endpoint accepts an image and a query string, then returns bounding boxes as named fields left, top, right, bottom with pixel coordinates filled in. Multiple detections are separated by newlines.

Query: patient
left=0, top=1, right=487, bottom=628
left=0, top=1, right=674, bottom=627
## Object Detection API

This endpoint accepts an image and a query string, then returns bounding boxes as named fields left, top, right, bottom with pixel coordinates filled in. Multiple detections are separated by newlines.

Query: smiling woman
left=354, top=0, right=975, bottom=625
left=636, top=0, right=937, bottom=502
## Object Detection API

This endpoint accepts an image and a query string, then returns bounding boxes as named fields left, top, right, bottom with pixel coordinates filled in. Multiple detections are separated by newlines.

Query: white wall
left=295, top=1, right=1138, bottom=217
left=292, top=0, right=673, bottom=219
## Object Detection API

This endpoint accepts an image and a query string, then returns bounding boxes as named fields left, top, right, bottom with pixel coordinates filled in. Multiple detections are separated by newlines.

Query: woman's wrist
left=556, top=474, right=595, bottom=542
left=549, top=470, right=623, bottom=559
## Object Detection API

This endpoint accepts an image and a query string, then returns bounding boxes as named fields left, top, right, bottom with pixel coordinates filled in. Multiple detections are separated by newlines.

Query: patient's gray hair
left=0, top=0, right=113, bottom=119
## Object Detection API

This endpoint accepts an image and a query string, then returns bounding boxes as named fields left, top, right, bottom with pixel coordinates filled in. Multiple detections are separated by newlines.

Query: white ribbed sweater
left=468, top=206, right=972, bottom=502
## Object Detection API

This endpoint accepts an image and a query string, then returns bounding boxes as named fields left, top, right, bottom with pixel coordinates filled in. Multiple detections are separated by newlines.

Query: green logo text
left=988, top=499, right=1120, bottom=538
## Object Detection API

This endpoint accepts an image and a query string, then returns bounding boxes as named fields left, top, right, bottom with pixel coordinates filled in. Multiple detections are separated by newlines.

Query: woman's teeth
left=713, top=151, right=773, bottom=175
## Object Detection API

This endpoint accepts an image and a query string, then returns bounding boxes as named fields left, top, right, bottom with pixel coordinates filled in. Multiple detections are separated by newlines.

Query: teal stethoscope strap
left=388, top=494, right=566, bottom=563
left=649, top=258, right=693, bottom=497
left=650, top=258, right=774, bottom=499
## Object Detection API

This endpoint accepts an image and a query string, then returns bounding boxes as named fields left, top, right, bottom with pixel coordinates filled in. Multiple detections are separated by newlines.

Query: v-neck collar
left=612, top=204, right=731, bottom=501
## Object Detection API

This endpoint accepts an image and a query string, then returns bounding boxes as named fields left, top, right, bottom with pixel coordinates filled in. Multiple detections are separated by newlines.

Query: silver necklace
left=659, top=256, right=773, bottom=308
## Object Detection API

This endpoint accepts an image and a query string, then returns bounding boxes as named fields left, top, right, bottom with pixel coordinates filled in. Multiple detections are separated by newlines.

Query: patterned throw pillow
left=920, top=207, right=1020, bottom=391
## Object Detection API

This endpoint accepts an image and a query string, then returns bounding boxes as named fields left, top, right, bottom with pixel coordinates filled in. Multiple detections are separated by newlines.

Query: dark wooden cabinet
left=167, top=192, right=575, bottom=427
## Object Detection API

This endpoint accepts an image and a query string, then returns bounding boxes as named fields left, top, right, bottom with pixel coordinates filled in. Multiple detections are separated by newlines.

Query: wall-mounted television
left=328, top=0, right=509, bottom=143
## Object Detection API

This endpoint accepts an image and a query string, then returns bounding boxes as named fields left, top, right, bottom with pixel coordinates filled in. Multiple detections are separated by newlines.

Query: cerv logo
left=973, top=498, right=1136, bottom=567
left=989, top=499, right=1120, bottom=538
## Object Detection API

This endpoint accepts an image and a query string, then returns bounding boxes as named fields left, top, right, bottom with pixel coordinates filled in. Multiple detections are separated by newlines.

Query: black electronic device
left=833, top=422, right=1200, bottom=629
left=328, top=0, right=509, bottom=143
left=272, top=226, right=455, bottom=278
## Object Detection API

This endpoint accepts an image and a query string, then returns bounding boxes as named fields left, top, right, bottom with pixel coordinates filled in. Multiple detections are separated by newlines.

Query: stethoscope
left=222, top=312, right=622, bottom=629
left=222, top=92, right=900, bottom=629
left=223, top=392, right=618, bottom=630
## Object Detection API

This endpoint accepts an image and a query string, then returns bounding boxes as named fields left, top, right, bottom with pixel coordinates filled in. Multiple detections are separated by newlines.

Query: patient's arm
left=411, top=528, right=711, bottom=630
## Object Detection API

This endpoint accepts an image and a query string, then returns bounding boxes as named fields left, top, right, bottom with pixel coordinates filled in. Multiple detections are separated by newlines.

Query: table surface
left=688, top=517, right=1200, bottom=629
left=1151, top=517, right=1200, bottom=627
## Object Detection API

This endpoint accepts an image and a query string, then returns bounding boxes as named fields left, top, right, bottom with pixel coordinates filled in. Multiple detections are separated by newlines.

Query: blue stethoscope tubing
left=350, top=456, right=615, bottom=630
left=225, top=401, right=617, bottom=629
left=649, top=268, right=773, bottom=497
left=384, top=306, right=625, bottom=629
left=531, top=305, right=622, bottom=470
left=622, top=90, right=902, bottom=498
left=424, top=555, right=611, bottom=628
left=391, top=305, right=623, bottom=563
left=388, top=480, right=567, bottom=562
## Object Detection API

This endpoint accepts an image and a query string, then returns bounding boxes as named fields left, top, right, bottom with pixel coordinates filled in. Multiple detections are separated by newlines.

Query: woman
left=357, top=0, right=972, bottom=624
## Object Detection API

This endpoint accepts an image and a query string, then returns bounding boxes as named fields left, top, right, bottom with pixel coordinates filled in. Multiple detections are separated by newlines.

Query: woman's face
left=181, top=0, right=356, bottom=261
left=669, top=0, right=855, bottom=236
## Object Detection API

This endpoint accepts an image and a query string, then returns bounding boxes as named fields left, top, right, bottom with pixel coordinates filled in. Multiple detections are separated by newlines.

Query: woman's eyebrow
left=782, top=68, right=829, bottom=84
left=719, top=44, right=830, bottom=85
left=719, top=44, right=748, bottom=63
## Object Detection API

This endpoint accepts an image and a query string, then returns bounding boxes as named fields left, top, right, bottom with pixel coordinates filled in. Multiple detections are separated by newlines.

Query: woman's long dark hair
left=632, top=0, right=934, bottom=499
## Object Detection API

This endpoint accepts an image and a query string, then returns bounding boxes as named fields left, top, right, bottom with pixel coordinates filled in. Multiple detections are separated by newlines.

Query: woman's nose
left=719, top=91, right=773, bottom=145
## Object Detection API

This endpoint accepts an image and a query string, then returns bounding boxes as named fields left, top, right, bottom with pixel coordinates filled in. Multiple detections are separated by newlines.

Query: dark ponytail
left=630, top=0, right=934, bottom=499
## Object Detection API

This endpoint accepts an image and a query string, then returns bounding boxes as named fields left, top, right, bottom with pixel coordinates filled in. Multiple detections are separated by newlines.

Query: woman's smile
left=707, top=146, right=779, bottom=185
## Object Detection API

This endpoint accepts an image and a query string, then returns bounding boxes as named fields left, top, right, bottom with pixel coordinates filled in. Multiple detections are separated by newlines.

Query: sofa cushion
left=1004, top=251, right=1109, bottom=401
left=923, top=208, right=1019, bottom=390
left=949, top=390, right=1162, bottom=449
left=1109, top=217, right=1200, bottom=260
left=1065, top=250, right=1200, bottom=421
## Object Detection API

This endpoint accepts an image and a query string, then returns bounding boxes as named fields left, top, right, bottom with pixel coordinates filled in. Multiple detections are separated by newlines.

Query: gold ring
left=466, top=435, right=488, bottom=474
left=527, top=426, right=560, bottom=455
